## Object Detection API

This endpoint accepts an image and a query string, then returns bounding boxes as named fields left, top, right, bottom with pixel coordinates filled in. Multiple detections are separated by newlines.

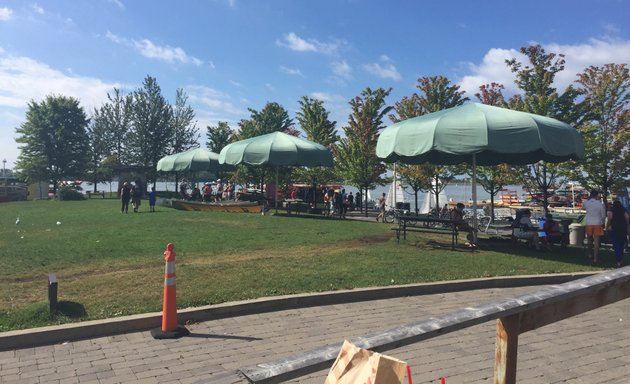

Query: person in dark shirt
left=120, top=181, right=131, bottom=214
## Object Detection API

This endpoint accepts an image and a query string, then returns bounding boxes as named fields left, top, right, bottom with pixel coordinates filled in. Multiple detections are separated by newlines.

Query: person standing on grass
left=584, top=189, right=606, bottom=264
left=148, top=187, right=156, bottom=212
left=376, top=192, right=386, bottom=222
left=606, top=200, right=629, bottom=268
left=120, top=181, right=131, bottom=214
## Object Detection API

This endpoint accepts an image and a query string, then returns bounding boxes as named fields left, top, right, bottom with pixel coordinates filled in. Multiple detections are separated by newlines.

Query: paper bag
left=324, top=340, right=408, bottom=384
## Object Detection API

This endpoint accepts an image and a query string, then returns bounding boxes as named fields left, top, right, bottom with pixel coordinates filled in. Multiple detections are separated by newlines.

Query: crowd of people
left=119, top=180, right=155, bottom=213
left=323, top=187, right=360, bottom=219
left=179, top=179, right=236, bottom=203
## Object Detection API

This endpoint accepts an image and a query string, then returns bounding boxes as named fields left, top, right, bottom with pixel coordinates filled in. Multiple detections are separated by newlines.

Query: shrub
left=58, top=186, right=85, bottom=201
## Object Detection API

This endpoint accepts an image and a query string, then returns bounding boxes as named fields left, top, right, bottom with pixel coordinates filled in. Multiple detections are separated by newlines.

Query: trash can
left=569, top=223, right=585, bottom=245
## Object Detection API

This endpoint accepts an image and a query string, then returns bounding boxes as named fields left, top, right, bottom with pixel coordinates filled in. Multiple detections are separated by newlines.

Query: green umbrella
left=219, top=131, right=333, bottom=167
left=219, top=131, right=333, bottom=211
left=156, top=148, right=227, bottom=172
left=376, top=103, right=585, bottom=243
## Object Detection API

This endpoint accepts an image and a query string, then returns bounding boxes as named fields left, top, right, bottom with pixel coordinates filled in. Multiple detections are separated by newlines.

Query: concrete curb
left=0, top=272, right=595, bottom=351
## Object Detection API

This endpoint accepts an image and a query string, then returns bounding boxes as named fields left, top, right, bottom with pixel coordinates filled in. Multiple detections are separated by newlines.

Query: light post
left=567, top=182, right=575, bottom=211
left=2, top=159, right=5, bottom=178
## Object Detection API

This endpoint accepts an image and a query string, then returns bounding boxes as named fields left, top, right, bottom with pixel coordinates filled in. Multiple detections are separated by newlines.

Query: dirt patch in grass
left=185, top=233, right=394, bottom=265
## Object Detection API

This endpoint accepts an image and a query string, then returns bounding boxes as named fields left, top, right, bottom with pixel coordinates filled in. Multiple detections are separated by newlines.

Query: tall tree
left=506, top=44, right=582, bottom=214
left=15, top=95, right=90, bottom=193
left=294, top=96, right=339, bottom=199
left=170, top=88, right=199, bottom=154
left=237, top=102, right=293, bottom=139
left=475, top=83, right=507, bottom=107
left=234, top=102, right=294, bottom=189
left=128, top=76, right=174, bottom=187
left=572, top=63, right=630, bottom=199
left=206, top=121, right=234, bottom=153
left=100, top=88, right=133, bottom=165
left=334, top=87, right=392, bottom=216
left=167, top=88, right=200, bottom=186
left=86, top=107, right=114, bottom=192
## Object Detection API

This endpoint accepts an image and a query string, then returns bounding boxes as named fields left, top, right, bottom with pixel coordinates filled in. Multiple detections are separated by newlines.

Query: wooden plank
left=494, top=315, right=519, bottom=384
left=518, top=280, right=630, bottom=333
left=240, top=268, right=630, bottom=383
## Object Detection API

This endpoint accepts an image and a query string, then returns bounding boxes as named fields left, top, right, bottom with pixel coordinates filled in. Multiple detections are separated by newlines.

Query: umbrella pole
left=275, top=166, right=278, bottom=214
left=472, top=154, right=478, bottom=245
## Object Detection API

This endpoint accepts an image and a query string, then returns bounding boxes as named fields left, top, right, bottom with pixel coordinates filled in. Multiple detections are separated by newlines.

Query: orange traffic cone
left=151, top=243, right=189, bottom=339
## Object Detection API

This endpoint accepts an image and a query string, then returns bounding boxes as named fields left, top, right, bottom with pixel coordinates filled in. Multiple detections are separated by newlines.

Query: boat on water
left=169, top=199, right=264, bottom=213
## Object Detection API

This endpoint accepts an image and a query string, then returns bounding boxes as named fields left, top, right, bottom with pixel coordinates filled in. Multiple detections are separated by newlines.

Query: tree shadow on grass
left=54, top=301, right=86, bottom=318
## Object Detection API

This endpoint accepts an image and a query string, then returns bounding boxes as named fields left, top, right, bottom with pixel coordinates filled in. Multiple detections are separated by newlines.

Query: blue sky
left=1, top=0, right=630, bottom=169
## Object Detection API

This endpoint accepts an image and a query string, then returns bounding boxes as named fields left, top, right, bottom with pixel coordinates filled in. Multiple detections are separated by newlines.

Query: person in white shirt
left=583, top=189, right=606, bottom=264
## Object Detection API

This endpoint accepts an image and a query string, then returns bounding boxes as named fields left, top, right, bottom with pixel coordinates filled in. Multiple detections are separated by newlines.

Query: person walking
left=120, top=181, right=131, bottom=214
left=584, top=189, right=606, bottom=264
left=606, top=200, right=630, bottom=268
left=148, top=186, right=156, bottom=212
left=376, top=192, right=386, bottom=223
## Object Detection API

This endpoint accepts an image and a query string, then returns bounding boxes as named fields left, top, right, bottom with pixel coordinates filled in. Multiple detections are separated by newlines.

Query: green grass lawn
left=0, top=198, right=606, bottom=332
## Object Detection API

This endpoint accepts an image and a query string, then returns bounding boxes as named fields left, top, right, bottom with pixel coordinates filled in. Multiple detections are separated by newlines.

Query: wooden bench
left=86, top=191, right=105, bottom=199
left=394, top=215, right=460, bottom=250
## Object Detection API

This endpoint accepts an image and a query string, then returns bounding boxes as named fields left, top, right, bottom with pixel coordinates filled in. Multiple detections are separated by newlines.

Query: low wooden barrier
left=240, top=267, right=630, bottom=384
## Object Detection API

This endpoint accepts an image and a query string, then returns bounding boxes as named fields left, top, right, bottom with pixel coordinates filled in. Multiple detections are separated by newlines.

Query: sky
left=1, top=0, right=630, bottom=169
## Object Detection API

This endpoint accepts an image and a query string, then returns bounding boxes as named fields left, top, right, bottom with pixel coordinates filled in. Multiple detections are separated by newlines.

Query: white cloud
left=106, top=31, right=203, bottom=66
left=276, top=32, right=342, bottom=55
left=30, top=4, right=44, bottom=15
left=265, top=83, right=276, bottom=92
left=0, top=52, right=122, bottom=167
left=280, top=66, right=304, bottom=77
left=363, top=56, right=401, bottom=81
left=457, top=38, right=630, bottom=98
left=0, top=52, right=119, bottom=111
left=457, top=47, right=524, bottom=97
left=186, top=85, right=244, bottom=117
left=331, top=60, right=352, bottom=79
left=0, top=7, right=13, bottom=20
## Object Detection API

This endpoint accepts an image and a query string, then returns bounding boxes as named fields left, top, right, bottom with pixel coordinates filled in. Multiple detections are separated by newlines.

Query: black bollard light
left=48, top=273, right=58, bottom=313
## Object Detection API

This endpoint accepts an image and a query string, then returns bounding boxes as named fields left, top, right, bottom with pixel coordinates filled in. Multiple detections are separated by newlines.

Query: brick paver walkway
left=1, top=285, right=629, bottom=383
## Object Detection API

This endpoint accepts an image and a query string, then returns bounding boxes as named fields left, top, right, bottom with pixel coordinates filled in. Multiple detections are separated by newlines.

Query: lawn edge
left=0, top=272, right=595, bottom=351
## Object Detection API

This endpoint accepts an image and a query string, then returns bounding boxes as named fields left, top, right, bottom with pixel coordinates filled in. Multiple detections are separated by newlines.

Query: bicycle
left=384, top=208, right=412, bottom=224
left=463, top=209, right=491, bottom=232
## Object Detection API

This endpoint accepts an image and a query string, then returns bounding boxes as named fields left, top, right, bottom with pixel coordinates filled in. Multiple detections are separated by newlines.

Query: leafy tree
left=334, top=87, right=392, bottom=216
left=475, top=83, right=507, bottom=107
left=206, top=121, right=234, bottom=153
left=296, top=96, right=339, bottom=146
left=86, top=108, right=114, bottom=192
left=15, top=95, right=90, bottom=194
left=570, top=64, right=630, bottom=200
left=170, top=88, right=199, bottom=154
left=100, top=88, right=133, bottom=165
left=473, top=165, right=515, bottom=220
left=294, top=96, right=339, bottom=200
left=416, top=76, right=469, bottom=114
left=506, top=44, right=583, bottom=214
left=234, top=102, right=294, bottom=189
left=237, top=102, right=293, bottom=139
left=167, top=88, right=200, bottom=186
left=128, top=76, right=174, bottom=188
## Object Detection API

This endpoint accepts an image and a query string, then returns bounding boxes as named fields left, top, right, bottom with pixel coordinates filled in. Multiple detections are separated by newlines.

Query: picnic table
left=394, top=214, right=461, bottom=250
left=284, top=199, right=305, bottom=215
